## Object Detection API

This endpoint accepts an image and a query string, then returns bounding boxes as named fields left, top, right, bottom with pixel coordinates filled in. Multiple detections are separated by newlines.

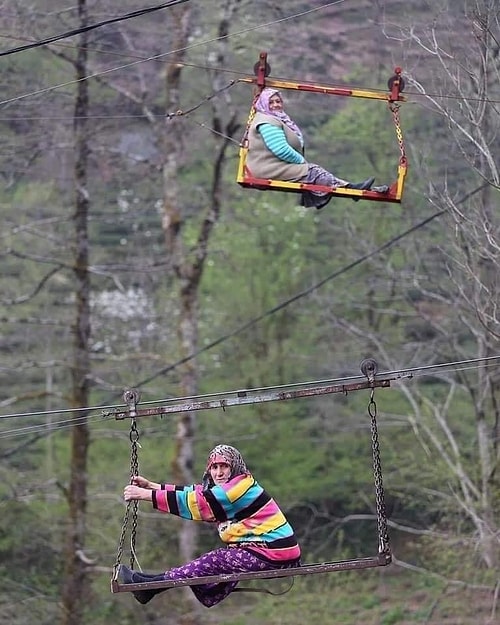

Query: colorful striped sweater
left=152, top=473, right=300, bottom=564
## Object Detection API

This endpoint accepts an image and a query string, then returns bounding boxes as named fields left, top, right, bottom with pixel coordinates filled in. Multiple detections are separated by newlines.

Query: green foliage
left=210, top=567, right=490, bottom=625
left=1, top=2, right=499, bottom=624
left=200, top=196, right=319, bottom=386
left=381, top=605, right=407, bottom=624
left=0, top=497, right=63, bottom=604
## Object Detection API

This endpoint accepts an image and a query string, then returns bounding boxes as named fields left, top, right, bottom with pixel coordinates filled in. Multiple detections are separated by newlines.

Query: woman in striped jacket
left=246, top=87, right=378, bottom=209
left=120, top=444, right=300, bottom=607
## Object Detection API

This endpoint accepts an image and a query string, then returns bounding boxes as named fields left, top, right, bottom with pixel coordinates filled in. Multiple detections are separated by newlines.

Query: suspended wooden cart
left=237, top=52, right=408, bottom=204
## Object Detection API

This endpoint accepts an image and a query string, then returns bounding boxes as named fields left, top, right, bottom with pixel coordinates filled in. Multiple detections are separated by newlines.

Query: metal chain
left=129, top=419, right=140, bottom=569
left=112, top=406, right=140, bottom=578
left=113, top=501, right=131, bottom=573
left=368, top=387, right=391, bottom=555
left=390, top=103, right=406, bottom=162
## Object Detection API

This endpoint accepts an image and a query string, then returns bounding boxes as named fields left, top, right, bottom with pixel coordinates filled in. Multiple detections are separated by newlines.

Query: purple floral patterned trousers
left=162, top=547, right=298, bottom=608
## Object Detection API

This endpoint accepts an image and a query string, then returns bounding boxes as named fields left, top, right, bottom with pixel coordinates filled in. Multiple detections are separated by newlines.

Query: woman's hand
left=124, top=484, right=153, bottom=502
left=123, top=475, right=160, bottom=501
left=130, top=475, right=161, bottom=490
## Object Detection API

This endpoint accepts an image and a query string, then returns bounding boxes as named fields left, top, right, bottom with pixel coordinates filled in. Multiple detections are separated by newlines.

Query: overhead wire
left=0, top=49, right=496, bottom=117
left=0, top=6, right=496, bottom=435
left=0, top=411, right=114, bottom=439
left=0, top=181, right=490, bottom=431
left=54, top=182, right=486, bottom=397
left=0, top=180, right=489, bottom=429
left=1, top=354, right=500, bottom=441
left=0, top=401, right=131, bottom=421
left=0, top=0, right=192, bottom=58
left=0, top=1, right=347, bottom=107
left=0, top=0, right=496, bottom=113
left=0, top=1, right=344, bottom=59
left=125, top=208, right=448, bottom=390
left=98, top=356, right=500, bottom=410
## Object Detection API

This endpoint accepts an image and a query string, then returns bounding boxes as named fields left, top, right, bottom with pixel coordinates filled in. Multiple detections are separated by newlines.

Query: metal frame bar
left=236, top=153, right=406, bottom=203
left=110, top=378, right=391, bottom=420
left=111, top=553, right=391, bottom=593
left=237, top=77, right=407, bottom=104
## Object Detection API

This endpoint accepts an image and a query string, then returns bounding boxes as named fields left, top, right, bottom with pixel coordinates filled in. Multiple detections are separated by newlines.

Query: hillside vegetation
left=0, top=1, right=499, bottom=624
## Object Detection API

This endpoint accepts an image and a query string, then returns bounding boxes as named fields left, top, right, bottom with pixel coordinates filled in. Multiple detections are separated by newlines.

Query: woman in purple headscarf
left=119, top=444, right=300, bottom=608
left=246, top=87, right=377, bottom=209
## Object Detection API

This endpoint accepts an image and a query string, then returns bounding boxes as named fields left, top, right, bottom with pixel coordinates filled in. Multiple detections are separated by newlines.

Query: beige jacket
left=246, top=112, right=309, bottom=181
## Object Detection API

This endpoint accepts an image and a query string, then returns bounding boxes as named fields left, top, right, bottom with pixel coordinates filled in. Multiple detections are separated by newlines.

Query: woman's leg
left=118, top=564, right=169, bottom=604
left=299, top=164, right=348, bottom=209
left=300, top=164, right=375, bottom=208
left=121, top=548, right=298, bottom=608
left=164, top=547, right=281, bottom=608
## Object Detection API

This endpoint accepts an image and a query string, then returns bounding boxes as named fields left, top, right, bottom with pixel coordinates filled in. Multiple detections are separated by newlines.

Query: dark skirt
left=299, top=163, right=347, bottom=209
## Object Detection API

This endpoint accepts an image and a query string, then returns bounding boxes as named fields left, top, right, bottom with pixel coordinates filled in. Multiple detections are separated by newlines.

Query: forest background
left=0, top=1, right=499, bottom=625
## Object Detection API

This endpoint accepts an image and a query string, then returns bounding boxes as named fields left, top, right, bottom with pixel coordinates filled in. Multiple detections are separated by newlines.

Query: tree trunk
left=60, top=1, right=91, bottom=623
left=158, top=3, right=199, bottom=612
left=160, top=3, right=241, bottom=616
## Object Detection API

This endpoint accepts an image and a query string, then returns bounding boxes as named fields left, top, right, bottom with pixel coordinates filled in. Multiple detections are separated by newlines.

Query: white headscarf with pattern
left=254, top=87, right=304, bottom=147
left=202, top=444, right=249, bottom=488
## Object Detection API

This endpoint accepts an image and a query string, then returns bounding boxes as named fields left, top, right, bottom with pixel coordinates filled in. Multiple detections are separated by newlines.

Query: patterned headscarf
left=202, top=444, right=249, bottom=488
left=254, top=87, right=304, bottom=146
